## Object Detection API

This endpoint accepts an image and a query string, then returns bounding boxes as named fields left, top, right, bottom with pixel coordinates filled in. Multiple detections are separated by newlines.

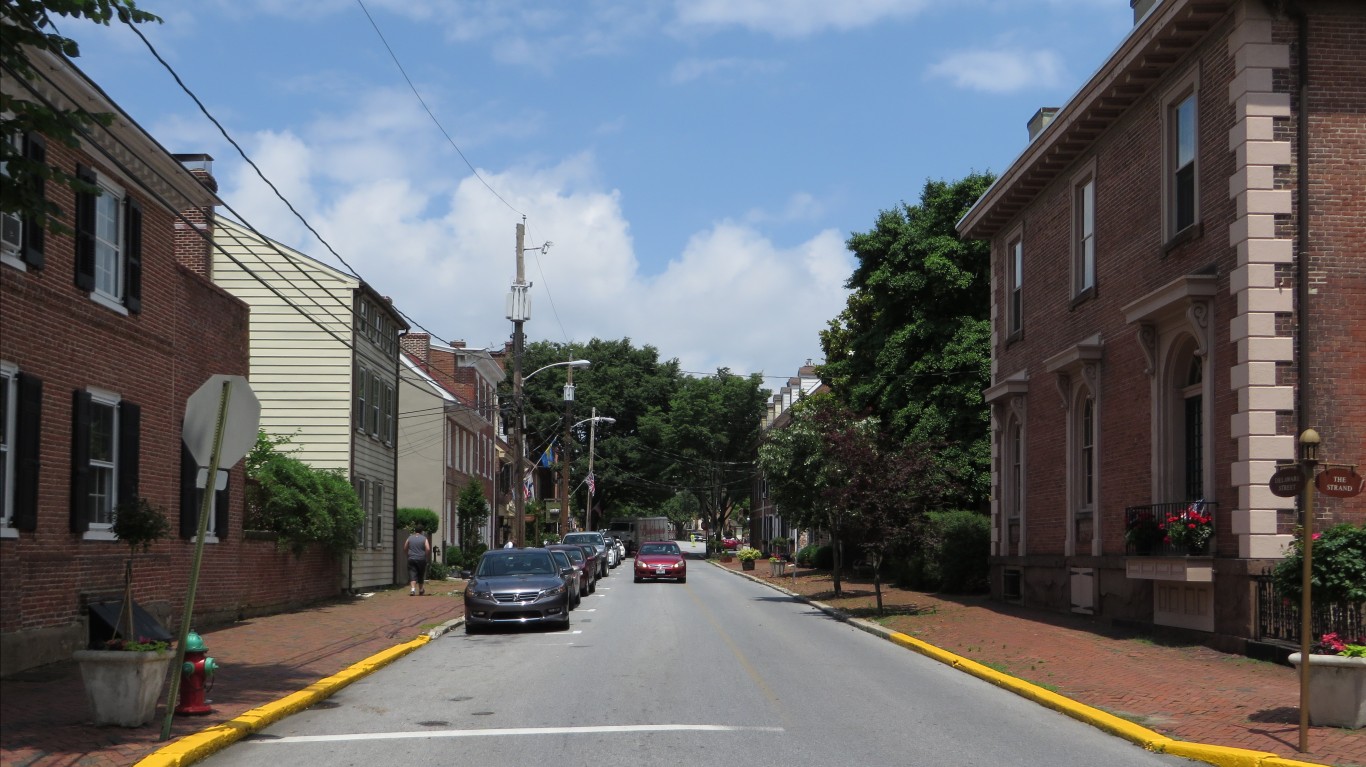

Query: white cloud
left=925, top=48, right=1065, bottom=93
left=672, top=0, right=929, bottom=38
left=669, top=57, right=783, bottom=84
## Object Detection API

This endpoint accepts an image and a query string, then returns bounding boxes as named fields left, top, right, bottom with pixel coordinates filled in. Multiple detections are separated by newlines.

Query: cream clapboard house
left=213, top=217, right=407, bottom=589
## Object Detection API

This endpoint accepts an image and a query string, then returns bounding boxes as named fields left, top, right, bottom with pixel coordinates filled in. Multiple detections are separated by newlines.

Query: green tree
left=510, top=338, right=681, bottom=523
left=820, top=173, right=996, bottom=510
left=653, top=370, right=768, bottom=552
left=456, top=479, right=489, bottom=551
left=1, top=1, right=161, bottom=232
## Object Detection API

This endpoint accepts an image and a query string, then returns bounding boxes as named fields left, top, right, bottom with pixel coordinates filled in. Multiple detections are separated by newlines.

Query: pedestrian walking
left=406, top=527, right=431, bottom=596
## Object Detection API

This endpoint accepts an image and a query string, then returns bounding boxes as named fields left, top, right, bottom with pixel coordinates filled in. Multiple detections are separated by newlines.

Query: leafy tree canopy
left=820, top=173, right=995, bottom=510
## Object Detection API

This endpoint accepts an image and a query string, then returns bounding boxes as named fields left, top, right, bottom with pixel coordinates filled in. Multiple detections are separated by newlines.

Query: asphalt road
left=200, top=551, right=1201, bottom=767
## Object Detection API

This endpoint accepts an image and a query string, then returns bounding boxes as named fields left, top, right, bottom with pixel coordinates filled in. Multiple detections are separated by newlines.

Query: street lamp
left=513, top=359, right=590, bottom=546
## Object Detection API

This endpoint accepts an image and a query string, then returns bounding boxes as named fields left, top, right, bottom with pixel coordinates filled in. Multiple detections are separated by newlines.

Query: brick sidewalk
left=716, top=559, right=1363, bottom=767
left=0, top=580, right=464, bottom=767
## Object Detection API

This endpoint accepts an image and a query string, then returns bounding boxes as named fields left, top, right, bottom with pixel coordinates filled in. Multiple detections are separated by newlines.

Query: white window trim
left=82, top=387, right=121, bottom=541
left=1160, top=67, right=1201, bottom=242
left=1, top=130, right=25, bottom=271
left=1044, top=340, right=1104, bottom=558
left=0, top=361, right=16, bottom=537
left=1070, top=158, right=1097, bottom=300
left=91, top=173, right=126, bottom=305
left=190, top=467, right=225, bottom=544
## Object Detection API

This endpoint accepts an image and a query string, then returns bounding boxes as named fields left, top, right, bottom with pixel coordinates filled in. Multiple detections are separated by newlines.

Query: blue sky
left=69, top=0, right=1134, bottom=383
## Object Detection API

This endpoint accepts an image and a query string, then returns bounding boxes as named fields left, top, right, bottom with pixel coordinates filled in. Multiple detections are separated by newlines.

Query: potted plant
left=1124, top=509, right=1163, bottom=555
left=1160, top=501, right=1213, bottom=555
left=769, top=554, right=785, bottom=577
left=1288, top=633, right=1366, bottom=728
left=736, top=546, right=761, bottom=571
left=74, top=497, right=173, bottom=727
left=1276, top=523, right=1366, bottom=728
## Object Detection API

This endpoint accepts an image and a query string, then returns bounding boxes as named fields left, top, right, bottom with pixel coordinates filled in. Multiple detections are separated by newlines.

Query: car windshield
left=562, top=548, right=584, bottom=564
left=477, top=551, right=556, bottom=576
left=639, top=543, right=680, bottom=556
left=550, top=551, right=571, bottom=570
left=563, top=533, right=603, bottom=545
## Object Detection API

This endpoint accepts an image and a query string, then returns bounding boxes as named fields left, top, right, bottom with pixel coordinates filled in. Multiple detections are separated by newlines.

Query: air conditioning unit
left=0, top=211, right=20, bottom=255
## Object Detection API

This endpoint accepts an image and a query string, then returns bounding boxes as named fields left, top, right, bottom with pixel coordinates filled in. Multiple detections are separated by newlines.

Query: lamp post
left=514, top=359, right=589, bottom=547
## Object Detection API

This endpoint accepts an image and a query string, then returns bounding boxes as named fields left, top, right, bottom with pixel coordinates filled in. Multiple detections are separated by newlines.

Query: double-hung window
left=1072, top=163, right=1096, bottom=300
left=75, top=167, right=142, bottom=314
left=1163, top=71, right=1200, bottom=241
left=71, top=389, right=139, bottom=538
left=0, top=365, right=13, bottom=533
left=1, top=130, right=46, bottom=271
left=1006, top=232, right=1023, bottom=340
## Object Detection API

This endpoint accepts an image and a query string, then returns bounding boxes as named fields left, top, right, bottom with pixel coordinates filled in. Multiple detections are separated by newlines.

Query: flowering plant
left=102, top=636, right=170, bottom=653
left=1312, top=632, right=1366, bottom=658
left=1161, top=501, right=1213, bottom=554
left=736, top=546, right=762, bottom=562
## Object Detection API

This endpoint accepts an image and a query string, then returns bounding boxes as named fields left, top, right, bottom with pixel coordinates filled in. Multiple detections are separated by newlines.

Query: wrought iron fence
left=1254, top=569, right=1366, bottom=645
left=1123, top=501, right=1217, bottom=556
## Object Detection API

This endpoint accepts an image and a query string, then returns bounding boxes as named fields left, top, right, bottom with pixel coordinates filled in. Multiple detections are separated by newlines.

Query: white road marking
left=252, top=724, right=784, bottom=744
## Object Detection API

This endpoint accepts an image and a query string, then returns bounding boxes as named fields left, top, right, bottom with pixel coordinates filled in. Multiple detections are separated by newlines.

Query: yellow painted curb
left=1260, top=758, right=1333, bottom=767
left=134, top=634, right=431, bottom=767
left=1162, top=741, right=1279, bottom=767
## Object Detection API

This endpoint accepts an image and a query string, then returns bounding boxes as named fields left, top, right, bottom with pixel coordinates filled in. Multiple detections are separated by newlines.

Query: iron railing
left=1123, top=501, right=1217, bottom=556
left=1254, top=569, right=1366, bottom=645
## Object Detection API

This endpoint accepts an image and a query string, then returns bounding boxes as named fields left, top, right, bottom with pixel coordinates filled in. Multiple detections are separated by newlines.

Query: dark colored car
left=546, top=544, right=593, bottom=597
left=563, top=532, right=612, bottom=578
left=548, top=548, right=581, bottom=609
left=464, top=548, right=571, bottom=633
left=634, top=541, right=686, bottom=583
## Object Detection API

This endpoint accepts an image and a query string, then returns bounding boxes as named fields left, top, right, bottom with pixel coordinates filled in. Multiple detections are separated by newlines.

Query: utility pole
left=508, top=220, right=529, bottom=547
left=558, top=366, right=575, bottom=535
left=587, top=407, right=599, bottom=531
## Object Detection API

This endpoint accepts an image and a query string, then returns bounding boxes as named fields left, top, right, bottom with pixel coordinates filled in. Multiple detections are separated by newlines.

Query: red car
left=634, top=541, right=686, bottom=583
left=547, top=544, right=596, bottom=595
left=721, top=537, right=740, bottom=550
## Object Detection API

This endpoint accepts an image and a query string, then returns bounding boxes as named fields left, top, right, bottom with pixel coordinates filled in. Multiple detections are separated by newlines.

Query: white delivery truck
left=607, top=516, right=672, bottom=555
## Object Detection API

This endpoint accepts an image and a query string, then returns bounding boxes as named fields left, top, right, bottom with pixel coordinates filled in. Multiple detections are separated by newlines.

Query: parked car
left=547, top=548, right=581, bottom=609
left=601, top=534, right=625, bottom=567
left=563, top=532, right=612, bottom=577
left=721, top=537, right=740, bottom=550
left=634, top=541, right=687, bottom=583
left=463, top=548, right=571, bottom=633
left=546, top=544, right=594, bottom=597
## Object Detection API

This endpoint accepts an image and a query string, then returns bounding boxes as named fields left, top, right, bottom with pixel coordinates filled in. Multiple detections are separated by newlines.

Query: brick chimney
left=173, top=154, right=217, bottom=279
left=401, top=333, right=431, bottom=364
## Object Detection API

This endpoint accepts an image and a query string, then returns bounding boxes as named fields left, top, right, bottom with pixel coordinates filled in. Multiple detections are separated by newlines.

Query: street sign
left=182, top=375, right=260, bottom=467
left=1316, top=466, right=1364, bottom=498
left=1268, top=466, right=1305, bottom=498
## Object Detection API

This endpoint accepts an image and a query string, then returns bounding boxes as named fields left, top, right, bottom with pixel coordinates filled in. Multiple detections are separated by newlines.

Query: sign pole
left=1296, top=428, right=1319, bottom=755
left=161, top=379, right=232, bottom=741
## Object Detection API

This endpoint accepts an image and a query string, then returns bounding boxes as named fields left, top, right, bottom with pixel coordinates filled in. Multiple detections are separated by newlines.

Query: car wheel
left=679, top=577, right=686, bottom=584
left=634, top=575, right=642, bottom=583
left=465, top=622, right=480, bottom=635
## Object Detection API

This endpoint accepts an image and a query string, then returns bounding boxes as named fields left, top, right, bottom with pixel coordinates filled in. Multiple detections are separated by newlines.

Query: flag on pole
left=587, top=472, right=596, bottom=497
left=524, top=470, right=535, bottom=500
left=538, top=441, right=554, bottom=468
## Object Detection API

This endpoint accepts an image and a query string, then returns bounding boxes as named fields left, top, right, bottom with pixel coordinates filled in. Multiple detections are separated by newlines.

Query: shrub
left=1273, top=523, right=1366, bottom=606
left=894, top=510, right=990, bottom=593
left=245, top=431, right=363, bottom=554
left=813, top=544, right=834, bottom=570
left=426, top=561, right=450, bottom=581
left=397, top=507, right=439, bottom=535
left=736, top=546, right=762, bottom=561
left=796, top=544, right=820, bottom=567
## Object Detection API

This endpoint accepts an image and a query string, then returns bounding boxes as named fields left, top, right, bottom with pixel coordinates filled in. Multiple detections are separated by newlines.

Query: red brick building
left=1, top=51, right=340, bottom=675
left=958, top=0, right=1364, bottom=649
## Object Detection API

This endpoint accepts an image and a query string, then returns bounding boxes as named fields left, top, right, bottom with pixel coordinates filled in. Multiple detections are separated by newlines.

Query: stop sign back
left=182, top=375, right=261, bottom=467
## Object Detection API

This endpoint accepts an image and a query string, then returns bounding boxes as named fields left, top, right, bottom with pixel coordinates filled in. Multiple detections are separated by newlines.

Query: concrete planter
left=1288, top=653, right=1366, bottom=729
left=74, top=649, right=172, bottom=727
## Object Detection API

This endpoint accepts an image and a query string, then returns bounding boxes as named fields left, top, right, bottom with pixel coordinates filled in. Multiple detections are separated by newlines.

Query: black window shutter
left=214, top=473, right=230, bottom=540
left=74, top=166, right=96, bottom=291
left=179, top=441, right=198, bottom=538
left=124, top=196, right=142, bottom=313
left=22, top=133, right=45, bottom=269
left=69, top=390, right=92, bottom=533
left=117, top=400, right=140, bottom=506
left=12, top=373, right=42, bottom=531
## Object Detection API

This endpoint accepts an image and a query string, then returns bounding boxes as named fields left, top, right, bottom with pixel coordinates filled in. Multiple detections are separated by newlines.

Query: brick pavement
left=716, top=559, right=1364, bottom=767
left=3, top=563, right=1361, bottom=767
left=0, top=580, right=464, bottom=767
